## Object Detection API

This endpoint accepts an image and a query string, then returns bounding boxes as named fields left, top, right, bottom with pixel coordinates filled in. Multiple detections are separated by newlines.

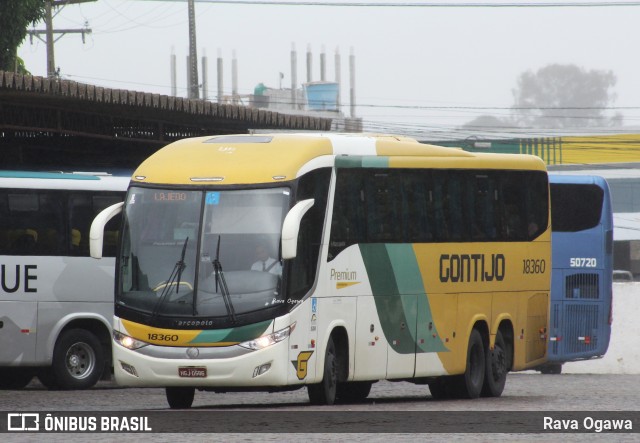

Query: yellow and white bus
left=91, top=133, right=551, bottom=408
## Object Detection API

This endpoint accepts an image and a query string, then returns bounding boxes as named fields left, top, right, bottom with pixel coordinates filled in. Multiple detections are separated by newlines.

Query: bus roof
left=0, top=171, right=130, bottom=191
left=131, top=133, right=547, bottom=186
left=549, top=173, right=610, bottom=188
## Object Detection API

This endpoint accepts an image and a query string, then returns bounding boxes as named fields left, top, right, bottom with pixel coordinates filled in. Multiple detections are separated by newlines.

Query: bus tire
left=453, top=328, right=485, bottom=399
left=336, top=381, right=373, bottom=403
left=0, top=367, right=34, bottom=389
left=307, top=337, right=338, bottom=405
left=50, top=329, right=104, bottom=390
left=428, top=377, right=455, bottom=400
left=166, top=387, right=195, bottom=409
left=481, top=330, right=508, bottom=397
left=540, top=363, right=563, bottom=375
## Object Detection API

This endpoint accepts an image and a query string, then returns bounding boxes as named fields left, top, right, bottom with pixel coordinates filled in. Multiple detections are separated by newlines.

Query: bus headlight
left=238, top=323, right=296, bottom=351
left=114, top=330, right=149, bottom=350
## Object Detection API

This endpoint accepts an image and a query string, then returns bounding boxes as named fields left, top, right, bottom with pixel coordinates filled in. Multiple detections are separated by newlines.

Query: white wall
left=563, top=282, right=640, bottom=374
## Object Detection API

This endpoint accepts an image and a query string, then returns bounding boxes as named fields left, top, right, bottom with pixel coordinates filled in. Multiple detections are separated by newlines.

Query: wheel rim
left=65, top=342, right=96, bottom=380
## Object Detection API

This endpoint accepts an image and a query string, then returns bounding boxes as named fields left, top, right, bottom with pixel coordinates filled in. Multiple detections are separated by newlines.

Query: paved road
left=2, top=374, right=638, bottom=442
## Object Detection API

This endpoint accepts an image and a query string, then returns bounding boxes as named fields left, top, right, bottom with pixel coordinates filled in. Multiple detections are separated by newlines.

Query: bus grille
left=565, top=273, right=599, bottom=299
left=549, top=303, right=560, bottom=356
left=563, top=304, right=599, bottom=356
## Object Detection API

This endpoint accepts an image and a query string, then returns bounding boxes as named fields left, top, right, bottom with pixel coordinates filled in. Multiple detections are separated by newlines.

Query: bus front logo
left=292, top=351, right=314, bottom=380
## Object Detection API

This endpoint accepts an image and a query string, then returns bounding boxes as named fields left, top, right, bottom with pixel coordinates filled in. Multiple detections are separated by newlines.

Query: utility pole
left=187, top=0, right=199, bottom=99
left=27, top=0, right=95, bottom=78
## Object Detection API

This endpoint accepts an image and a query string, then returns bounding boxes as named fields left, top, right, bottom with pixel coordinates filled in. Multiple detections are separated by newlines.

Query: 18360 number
left=148, top=333, right=179, bottom=342
left=523, top=259, right=546, bottom=274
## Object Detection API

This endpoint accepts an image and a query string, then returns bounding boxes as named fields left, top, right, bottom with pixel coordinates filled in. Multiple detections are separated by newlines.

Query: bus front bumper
left=112, top=339, right=292, bottom=388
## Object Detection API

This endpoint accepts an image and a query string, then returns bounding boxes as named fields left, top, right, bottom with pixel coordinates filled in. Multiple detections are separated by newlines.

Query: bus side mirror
left=90, top=202, right=124, bottom=259
left=281, top=199, right=314, bottom=260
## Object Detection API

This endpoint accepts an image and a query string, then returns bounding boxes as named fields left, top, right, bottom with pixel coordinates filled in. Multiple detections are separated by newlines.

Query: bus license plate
left=178, top=367, right=207, bottom=378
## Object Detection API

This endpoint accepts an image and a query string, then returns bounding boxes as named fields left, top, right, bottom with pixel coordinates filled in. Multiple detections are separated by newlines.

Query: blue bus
left=539, top=174, right=614, bottom=374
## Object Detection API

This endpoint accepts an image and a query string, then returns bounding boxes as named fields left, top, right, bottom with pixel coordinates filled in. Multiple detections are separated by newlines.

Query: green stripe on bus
left=360, top=243, right=447, bottom=354
left=361, top=157, right=389, bottom=168
left=335, top=157, right=364, bottom=168
left=188, top=320, right=272, bottom=344
left=387, top=243, right=424, bottom=295
left=359, top=243, right=415, bottom=354
left=335, top=156, right=389, bottom=168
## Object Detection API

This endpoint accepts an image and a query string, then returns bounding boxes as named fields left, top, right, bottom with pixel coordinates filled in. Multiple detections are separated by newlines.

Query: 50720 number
left=523, top=259, right=546, bottom=274
left=569, top=257, right=597, bottom=268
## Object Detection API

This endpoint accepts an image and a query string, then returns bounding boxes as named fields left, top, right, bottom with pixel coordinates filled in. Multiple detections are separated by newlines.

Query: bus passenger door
left=359, top=244, right=418, bottom=379
left=382, top=293, right=417, bottom=379
left=353, top=295, right=388, bottom=380
left=414, top=292, right=455, bottom=376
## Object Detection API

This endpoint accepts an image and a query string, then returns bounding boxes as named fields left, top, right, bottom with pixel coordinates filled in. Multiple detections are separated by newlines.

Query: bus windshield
left=118, top=186, right=290, bottom=322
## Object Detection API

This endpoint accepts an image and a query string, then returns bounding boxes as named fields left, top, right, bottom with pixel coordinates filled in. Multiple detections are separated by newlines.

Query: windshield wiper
left=212, top=235, right=237, bottom=323
left=151, top=237, right=189, bottom=320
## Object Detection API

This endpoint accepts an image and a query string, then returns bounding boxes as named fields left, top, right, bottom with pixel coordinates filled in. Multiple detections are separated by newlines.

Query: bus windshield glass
left=118, top=186, right=290, bottom=321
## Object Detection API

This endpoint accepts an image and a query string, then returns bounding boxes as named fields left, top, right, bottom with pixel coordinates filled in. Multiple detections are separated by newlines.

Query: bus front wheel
left=307, top=337, right=338, bottom=405
left=166, top=387, right=195, bottom=409
left=44, top=329, right=105, bottom=390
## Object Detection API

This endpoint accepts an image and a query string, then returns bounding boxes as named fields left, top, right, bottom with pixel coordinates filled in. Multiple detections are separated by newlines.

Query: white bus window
left=0, top=191, right=64, bottom=256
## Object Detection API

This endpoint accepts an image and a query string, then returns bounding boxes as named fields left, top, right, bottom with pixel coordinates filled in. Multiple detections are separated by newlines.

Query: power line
left=27, top=0, right=96, bottom=78
left=134, top=0, right=640, bottom=7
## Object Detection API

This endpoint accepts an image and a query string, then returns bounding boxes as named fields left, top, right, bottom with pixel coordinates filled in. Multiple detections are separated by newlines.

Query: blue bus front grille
left=565, top=273, right=599, bottom=299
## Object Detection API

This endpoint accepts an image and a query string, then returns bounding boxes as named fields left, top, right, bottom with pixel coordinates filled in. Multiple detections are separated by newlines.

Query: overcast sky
left=16, top=0, right=640, bottom=138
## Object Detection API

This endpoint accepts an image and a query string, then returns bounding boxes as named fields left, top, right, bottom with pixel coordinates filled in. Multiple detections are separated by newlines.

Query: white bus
left=91, top=133, right=550, bottom=408
left=0, top=171, right=128, bottom=389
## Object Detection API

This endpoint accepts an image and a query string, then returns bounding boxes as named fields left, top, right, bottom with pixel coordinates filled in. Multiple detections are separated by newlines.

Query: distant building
left=249, top=81, right=362, bottom=133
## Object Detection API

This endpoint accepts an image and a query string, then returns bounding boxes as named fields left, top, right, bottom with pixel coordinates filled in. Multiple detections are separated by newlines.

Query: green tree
left=0, top=0, right=47, bottom=73
left=512, top=64, right=622, bottom=129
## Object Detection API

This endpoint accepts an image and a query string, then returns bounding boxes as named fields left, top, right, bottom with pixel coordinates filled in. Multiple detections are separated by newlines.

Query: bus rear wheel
left=481, top=330, right=509, bottom=397
left=166, top=387, right=195, bottom=409
left=428, top=377, right=456, bottom=399
left=540, top=363, right=563, bottom=375
left=308, top=337, right=338, bottom=405
left=453, top=328, right=485, bottom=399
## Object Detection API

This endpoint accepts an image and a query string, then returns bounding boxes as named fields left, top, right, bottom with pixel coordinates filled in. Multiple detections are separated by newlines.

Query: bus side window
left=69, top=194, right=93, bottom=256
left=329, top=170, right=365, bottom=260
left=402, top=171, right=432, bottom=242
left=365, top=172, right=399, bottom=242
left=500, top=173, right=526, bottom=241
left=448, top=172, right=466, bottom=241
left=2, top=191, right=64, bottom=256
left=69, top=192, right=123, bottom=258
left=288, top=168, right=330, bottom=299
left=432, top=172, right=449, bottom=242
left=472, top=174, right=497, bottom=241
left=94, top=195, right=123, bottom=258
left=524, top=171, right=549, bottom=240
